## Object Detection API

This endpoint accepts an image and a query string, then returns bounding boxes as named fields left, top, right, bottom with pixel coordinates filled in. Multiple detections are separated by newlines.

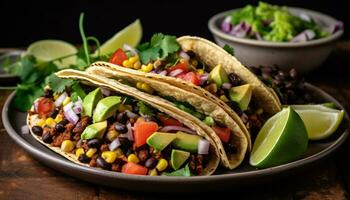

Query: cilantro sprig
left=138, top=33, right=180, bottom=64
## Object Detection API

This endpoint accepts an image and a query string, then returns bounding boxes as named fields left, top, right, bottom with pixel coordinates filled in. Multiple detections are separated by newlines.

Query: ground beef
left=89, top=155, right=98, bottom=167
left=72, top=116, right=91, bottom=141
left=111, top=159, right=124, bottom=172
left=189, top=155, right=204, bottom=175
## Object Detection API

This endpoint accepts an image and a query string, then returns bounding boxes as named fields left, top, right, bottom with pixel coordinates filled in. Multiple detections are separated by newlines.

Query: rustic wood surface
left=1, top=42, right=350, bottom=200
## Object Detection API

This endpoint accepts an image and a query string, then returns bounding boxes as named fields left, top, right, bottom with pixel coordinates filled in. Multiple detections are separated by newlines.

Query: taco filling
left=107, top=34, right=266, bottom=138
left=28, top=84, right=216, bottom=176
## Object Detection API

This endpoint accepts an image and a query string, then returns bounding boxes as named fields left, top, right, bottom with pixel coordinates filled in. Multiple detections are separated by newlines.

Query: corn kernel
left=129, top=56, right=139, bottom=64
left=75, top=148, right=85, bottom=157
left=114, top=148, right=124, bottom=158
left=86, top=148, right=97, bottom=158
left=136, top=82, right=143, bottom=89
left=141, top=63, right=154, bottom=73
left=156, top=158, right=168, bottom=171
left=191, top=59, right=198, bottom=67
left=53, top=94, right=59, bottom=100
left=133, top=61, right=141, bottom=69
left=45, top=117, right=56, bottom=127
left=149, top=169, right=158, bottom=176
left=106, top=130, right=119, bottom=141
left=62, top=97, right=71, bottom=106
left=37, top=119, right=46, bottom=127
left=102, top=151, right=118, bottom=163
left=141, top=83, right=154, bottom=94
left=127, top=154, right=140, bottom=163
left=118, top=104, right=132, bottom=112
left=54, top=114, right=63, bottom=123
left=179, top=58, right=187, bottom=63
left=197, top=69, right=205, bottom=75
left=61, top=140, right=74, bottom=152
left=219, top=95, right=229, bottom=102
left=122, top=60, right=132, bottom=68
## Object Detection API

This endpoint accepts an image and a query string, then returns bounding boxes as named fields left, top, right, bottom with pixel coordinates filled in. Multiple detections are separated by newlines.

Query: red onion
left=169, top=69, right=183, bottom=77
left=123, top=44, right=138, bottom=56
left=73, top=104, right=83, bottom=114
left=199, top=73, right=209, bottom=85
left=21, top=125, right=29, bottom=135
left=330, top=21, right=344, bottom=34
left=230, top=22, right=251, bottom=38
left=54, top=92, right=67, bottom=107
left=179, top=51, right=190, bottom=60
left=158, top=70, right=168, bottom=76
left=299, top=13, right=311, bottom=22
left=64, top=109, right=79, bottom=125
left=126, top=110, right=138, bottom=119
left=34, top=100, right=39, bottom=112
left=126, top=122, right=134, bottom=141
left=108, top=138, right=121, bottom=151
left=304, top=29, right=316, bottom=40
left=222, top=82, right=232, bottom=89
left=100, top=87, right=111, bottom=96
left=159, top=126, right=196, bottom=134
left=198, top=138, right=209, bottom=155
left=63, top=102, right=73, bottom=112
left=221, top=16, right=232, bottom=33
left=291, top=30, right=315, bottom=42
left=255, top=32, right=263, bottom=41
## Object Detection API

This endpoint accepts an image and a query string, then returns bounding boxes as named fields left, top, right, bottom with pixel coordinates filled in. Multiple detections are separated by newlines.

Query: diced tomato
left=167, top=62, right=189, bottom=73
left=122, top=162, right=148, bottom=175
left=212, top=126, right=231, bottom=143
left=159, top=114, right=183, bottom=126
left=133, top=117, right=145, bottom=128
left=133, top=120, right=158, bottom=148
left=175, top=73, right=186, bottom=79
left=179, top=72, right=200, bottom=85
left=37, top=98, right=54, bottom=116
left=109, top=48, right=128, bottom=65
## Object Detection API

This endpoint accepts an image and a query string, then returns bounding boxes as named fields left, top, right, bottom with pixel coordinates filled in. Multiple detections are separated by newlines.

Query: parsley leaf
left=223, top=44, right=235, bottom=56
left=137, top=101, right=154, bottom=116
left=15, top=83, right=44, bottom=111
left=71, top=82, right=86, bottom=99
left=138, top=33, right=180, bottom=64
left=45, top=74, right=74, bottom=93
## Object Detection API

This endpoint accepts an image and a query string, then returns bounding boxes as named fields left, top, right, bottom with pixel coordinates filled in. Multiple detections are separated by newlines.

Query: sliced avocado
left=229, top=84, right=252, bottom=111
left=93, top=96, right=121, bottom=123
left=81, top=120, right=107, bottom=140
left=209, top=64, right=229, bottom=87
left=172, top=131, right=200, bottom=153
left=146, top=132, right=177, bottom=151
left=83, top=88, right=103, bottom=117
left=171, top=149, right=190, bottom=170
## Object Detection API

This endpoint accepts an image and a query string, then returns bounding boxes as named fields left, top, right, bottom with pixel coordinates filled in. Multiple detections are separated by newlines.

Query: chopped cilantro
left=223, top=44, right=235, bottom=56
left=137, top=101, right=154, bottom=116
left=45, top=74, right=75, bottom=93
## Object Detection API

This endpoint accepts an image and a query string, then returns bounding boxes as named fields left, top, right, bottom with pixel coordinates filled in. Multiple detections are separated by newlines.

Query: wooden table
left=1, top=42, right=350, bottom=200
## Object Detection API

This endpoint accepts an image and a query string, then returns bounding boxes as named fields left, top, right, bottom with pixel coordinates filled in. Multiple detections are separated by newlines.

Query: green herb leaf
left=139, top=46, right=160, bottom=64
left=160, top=35, right=180, bottom=58
left=163, top=165, right=191, bottom=177
left=45, top=74, right=74, bottom=93
left=137, top=101, right=154, bottom=116
left=71, top=82, right=86, bottom=99
left=15, top=83, right=44, bottom=111
left=223, top=44, right=235, bottom=56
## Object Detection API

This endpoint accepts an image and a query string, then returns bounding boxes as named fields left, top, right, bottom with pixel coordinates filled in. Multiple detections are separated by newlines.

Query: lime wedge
left=97, top=19, right=142, bottom=56
left=250, top=107, right=308, bottom=168
left=291, top=105, right=344, bottom=140
left=27, top=40, right=77, bottom=68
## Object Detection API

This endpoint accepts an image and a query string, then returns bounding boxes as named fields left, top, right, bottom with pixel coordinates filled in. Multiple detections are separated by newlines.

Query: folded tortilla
left=28, top=72, right=220, bottom=175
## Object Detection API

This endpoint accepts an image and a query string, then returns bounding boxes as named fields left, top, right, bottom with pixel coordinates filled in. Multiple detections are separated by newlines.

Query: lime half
left=27, top=40, right=77, bottom=68
left=291, top=105, right=344, bottom=140
left=97, top=19, right=142, bottom=56
left=250, top=107, right=308, bottom=168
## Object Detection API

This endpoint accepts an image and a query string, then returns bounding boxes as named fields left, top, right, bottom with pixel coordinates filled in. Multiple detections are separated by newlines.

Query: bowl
left=208, top=7, right=343, bottom=74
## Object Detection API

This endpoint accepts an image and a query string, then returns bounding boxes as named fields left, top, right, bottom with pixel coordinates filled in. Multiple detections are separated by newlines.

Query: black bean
left=145, top=157, right=157, bottom=169
left=114, top=122, right=127, bottom=133
left=49, top=109, right=59, bottom=118
left=96, top=157, right=111, bottom=169
left=32, top=126, right=43, bottom=136
left=87, top=139, right=101, bottom=148
left=44, top=90, right=53, bottom=98
left=119, top=137, right=132, bottom=150
left=42, top=133, right=53, bottom=143
left=228, top=73, right=241, bottom=86
left=186, top=51, right=196, bottom=58
left=133, top=106, right=139, bottom=114
left=59, top=119, right=69, bottom=126
left=248, top=66, right=261, bottom=75
left=125, top=149, right=133, bottom=157
left=55, top=123, right=65, bottom=133
left=78, top=154, right=91, bottom=163
left=116, top=112, right=127, bottom=124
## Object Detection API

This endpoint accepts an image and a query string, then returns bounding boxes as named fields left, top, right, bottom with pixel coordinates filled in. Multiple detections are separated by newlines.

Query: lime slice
left=292, top=106, right=344, bottom=140
left=27, top=40, right=77, bottom=68
left=250, top=107, right=308, bottom=168
left=97, top=19, right=142, bottom=56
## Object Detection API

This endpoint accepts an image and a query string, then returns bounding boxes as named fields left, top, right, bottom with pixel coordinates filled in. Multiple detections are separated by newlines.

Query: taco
left=27, top=73, right=221, bottom=176
left=57, top=69, right=248, bottom=170
left=88, top=34, right=282, bottom=150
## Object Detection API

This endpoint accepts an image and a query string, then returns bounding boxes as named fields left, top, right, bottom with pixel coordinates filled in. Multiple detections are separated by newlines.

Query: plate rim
left=2, top=83, right=349, bottom=184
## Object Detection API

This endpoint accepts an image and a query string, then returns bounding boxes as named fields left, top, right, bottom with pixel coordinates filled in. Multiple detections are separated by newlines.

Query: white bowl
left=208, top=7, right=343, bottom=74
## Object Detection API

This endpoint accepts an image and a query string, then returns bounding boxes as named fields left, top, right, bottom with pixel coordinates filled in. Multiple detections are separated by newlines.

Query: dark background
left=0, top=0, right=347, bottom=47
